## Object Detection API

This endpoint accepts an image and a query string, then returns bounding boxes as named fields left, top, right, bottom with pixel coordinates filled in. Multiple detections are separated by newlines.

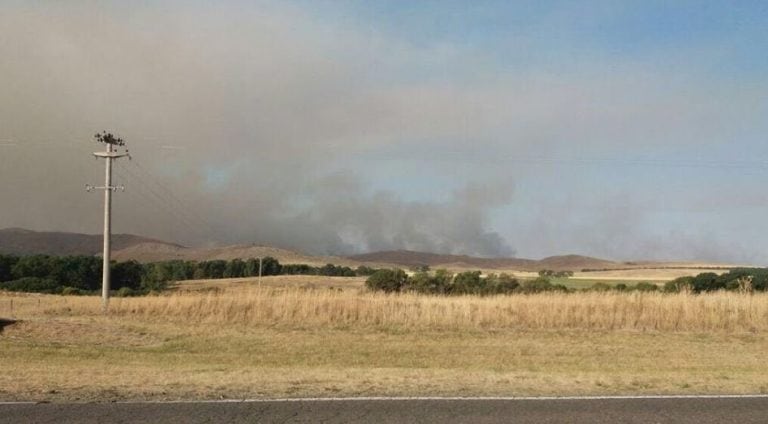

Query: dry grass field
left=171, top=275, right=367, bottom=292
left=2, top=285, right=768, bottom=401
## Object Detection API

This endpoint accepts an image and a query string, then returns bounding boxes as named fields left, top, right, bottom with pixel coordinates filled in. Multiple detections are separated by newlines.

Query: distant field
left=172, top=273, right=672, bottom=292
left=434, top=267, right=727, bottom=284
left=2, top=287, right=768, bottom=401
left=172, top=275, right=367, bottom=292
left=574, top=268, right=730, bottom=281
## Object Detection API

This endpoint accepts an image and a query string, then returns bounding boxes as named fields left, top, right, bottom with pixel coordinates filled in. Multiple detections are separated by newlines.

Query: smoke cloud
left=1, top=2, right=767, bottom=261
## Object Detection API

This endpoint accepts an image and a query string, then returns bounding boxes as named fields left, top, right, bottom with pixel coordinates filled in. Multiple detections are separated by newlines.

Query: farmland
left=2, top=278, right=768, bottom=401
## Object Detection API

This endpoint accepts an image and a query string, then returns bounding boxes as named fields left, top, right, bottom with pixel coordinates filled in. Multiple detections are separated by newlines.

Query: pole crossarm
left=93, top=151, right=130, bottom=159
left=85, top=184, right=125, bottom=192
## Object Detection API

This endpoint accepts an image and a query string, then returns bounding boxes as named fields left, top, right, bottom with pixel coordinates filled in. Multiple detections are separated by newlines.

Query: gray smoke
left=1, top=2, right=766, bottom=261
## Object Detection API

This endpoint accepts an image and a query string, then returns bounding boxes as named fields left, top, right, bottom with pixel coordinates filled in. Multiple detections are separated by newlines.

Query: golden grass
left=574, top=268, right=729, bottom=281
left=3, top=289, right=768, bottom=401
left=4, top=289, right=768, bottom=333
left=171, top=274, right=366, bottom=292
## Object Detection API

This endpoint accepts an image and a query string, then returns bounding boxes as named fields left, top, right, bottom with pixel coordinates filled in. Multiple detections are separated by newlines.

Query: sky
left=1, top=1, right=767, bottom=263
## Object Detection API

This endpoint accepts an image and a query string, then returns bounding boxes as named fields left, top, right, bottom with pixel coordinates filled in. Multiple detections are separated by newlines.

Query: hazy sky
left=1, top=1, right=767, bottom=263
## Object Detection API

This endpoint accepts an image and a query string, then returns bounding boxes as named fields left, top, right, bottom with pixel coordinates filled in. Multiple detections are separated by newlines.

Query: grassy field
left=171, top=274, right=367, bottom=292
left=2, top=283, right=768, bottom=401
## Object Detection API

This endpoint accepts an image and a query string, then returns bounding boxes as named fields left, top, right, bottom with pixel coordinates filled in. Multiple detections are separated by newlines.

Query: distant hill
left=0, top=228, right=178, bottom=256
left=346, top=250, right=619, bottom=271
left=0, top=228, right=742, bottom=272
left=111, top=242, right=356, bottom=267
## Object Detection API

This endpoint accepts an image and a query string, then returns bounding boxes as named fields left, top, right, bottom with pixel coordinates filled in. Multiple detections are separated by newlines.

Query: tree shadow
left=0, top=318, right=17, bottom=334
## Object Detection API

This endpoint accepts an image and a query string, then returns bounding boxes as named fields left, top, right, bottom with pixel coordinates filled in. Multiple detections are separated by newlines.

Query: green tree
left=112, top=260, right=143, bottom=290
left=256, top=257, right=280, bottom=276
left=224, top=259, right=246, bottom=278
left=355, top=266, right=377, bottom=276
left=0, top=254, right=19, bottom=282
left=11, top=255, right=54, bottom=280
left=365, top=269, right=408, bottom=293
left=485, top=273, right=519, bottom=294
left=452, top=271, right=483, bottom=295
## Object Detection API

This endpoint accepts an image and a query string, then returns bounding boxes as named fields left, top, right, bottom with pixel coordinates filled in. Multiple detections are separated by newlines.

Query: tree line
left=366, top=268, right=768, bottom=295
left=366, top=269, right=570, bottom=295
left=0, top=254, right=380, bottom=296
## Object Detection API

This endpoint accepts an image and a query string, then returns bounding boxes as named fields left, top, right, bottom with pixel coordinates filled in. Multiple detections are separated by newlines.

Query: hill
left=1, top=228, right=744, bottom=273
left=0, top=228, right=178, bottom=256
left=111, top=242, right=356, bottom=267
left=348, top=250, right=621, bottom=271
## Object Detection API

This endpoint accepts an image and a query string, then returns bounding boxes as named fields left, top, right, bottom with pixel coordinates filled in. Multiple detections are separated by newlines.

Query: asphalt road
left=2, top=397, right=768, bottom=423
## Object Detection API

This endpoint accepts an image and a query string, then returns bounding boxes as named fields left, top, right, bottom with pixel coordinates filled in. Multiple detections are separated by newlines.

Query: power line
left=127, top=159, right=219, bottom=238
left=112, top=163, right=188, bottom=242
left=113, top=160, right=211, bottom=241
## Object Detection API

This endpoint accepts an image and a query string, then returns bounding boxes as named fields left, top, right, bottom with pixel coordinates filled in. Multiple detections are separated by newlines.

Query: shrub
left=354, top=266, right=377, bottom=277
left=116, top=287, right=136, bottom=297
left=406, top=271, right=433, bottom=294
left=691, top=272, right=723, bottom=292
left=664, top=277, right=694, bottom=293
left=410, top=264, right=430, bottom=273
left=282, top=264, right=318, bottom=275
left=365, top=269, right=408, bottom=293
left=485, top=273, right=520, bottom=294
left=61, top=286, right=86, bottom=296
left=452, top=271, right=483, bottom=295
left=0, top=254, right=19, bottom=282
left=431, top=269, right=454, bottom=294
left=1, top=277, right=60, bottom=294
left=140, top=277, right=169, bottom=292
left=518, top=277, right=568, bottom=294
left=634, top=282, right=659, bottom=292
left=224, top=259, right=246, bottom=278
left=112, top=260, right=143, bottom=290
left=589, top=282, right=613, bottom=292
left=318, top=264, right=356, bottom=277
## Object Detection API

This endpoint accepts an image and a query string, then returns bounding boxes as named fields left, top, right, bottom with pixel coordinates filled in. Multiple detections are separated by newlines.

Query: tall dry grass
left=3, top=288, right=768, bottom=332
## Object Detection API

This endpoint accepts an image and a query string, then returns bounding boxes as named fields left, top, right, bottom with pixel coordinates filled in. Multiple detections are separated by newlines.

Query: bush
left=518, top=277, right=568, bottom=294
left=406, top=271, right=433, bottom=294
left=1, top=277, right=60, bottom=294
left=691, top=272, right=722, bottom=292
left=0, top=254, right=19, bottom=282
left=318, top=264, right=356, bottom=277
left=664, top=277, right=693, bottom=293
left=538, top=270, right=574, bottom=278
left=634, top=282, right=659, bottom=292
left=365, top=269, right=408, bottom=293
left=282, top=264, right=318, bottom=275
left=116, top=287, right=137, bottom=297
left=354, top=266, right=377, bottom=277
left=452, top=271, right=483, bottom=295
left=589, top=282, right=613, bottom=292
left=404, top=269, right=454, bottom=295
left=485, top=273, right=520, bottom=294
left=112, top=260, right=143, bottom=290
left=61, top=286, right=86, bottom=296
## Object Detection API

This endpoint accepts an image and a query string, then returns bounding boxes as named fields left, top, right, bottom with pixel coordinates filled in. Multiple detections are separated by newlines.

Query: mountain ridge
left=0, top=228, right=181, bottom=256
left=345, top=250, right=619, bottom=271
left=0, top=228, right=741, bottom=272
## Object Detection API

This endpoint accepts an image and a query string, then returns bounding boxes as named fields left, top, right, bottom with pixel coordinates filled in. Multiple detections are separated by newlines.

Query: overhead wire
left=113, top=160, right=210, bottom=242
left=127, top=158, right=219, bottom=238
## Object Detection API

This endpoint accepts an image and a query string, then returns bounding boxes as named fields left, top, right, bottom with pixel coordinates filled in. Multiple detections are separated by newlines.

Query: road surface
left=2, top=396, right=768, bottom=423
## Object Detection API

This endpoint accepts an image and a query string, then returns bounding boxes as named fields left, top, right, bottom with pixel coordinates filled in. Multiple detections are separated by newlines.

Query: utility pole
left=87, top=131, right=129, bottom=312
